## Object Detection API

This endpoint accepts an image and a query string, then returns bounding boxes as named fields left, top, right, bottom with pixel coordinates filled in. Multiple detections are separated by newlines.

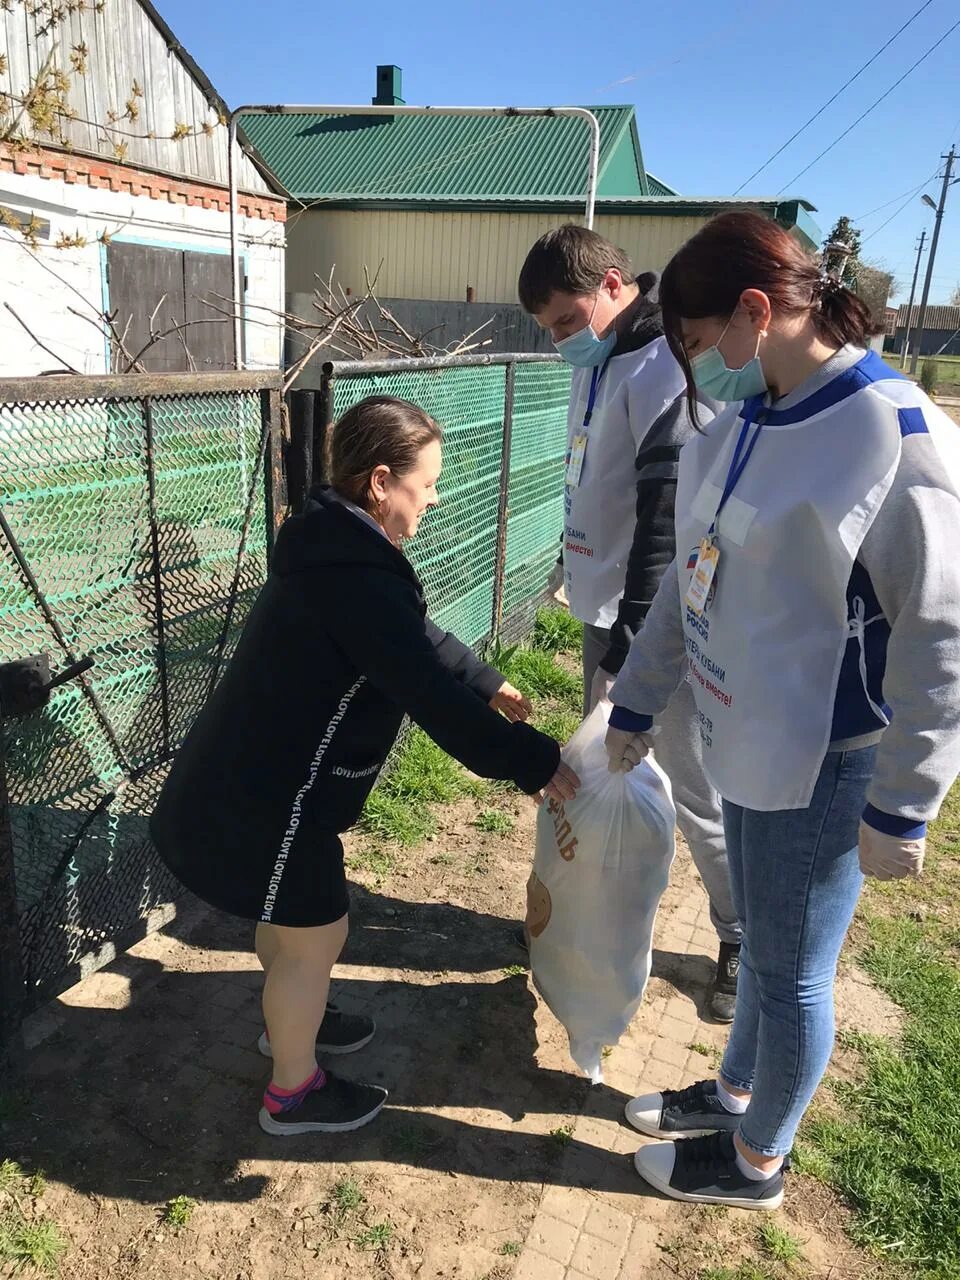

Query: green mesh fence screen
left=330, top=360, right=570, bottom=647
left=0, top=383, right=275, bottom=1009
left=503, top=363, right=571, bottom=627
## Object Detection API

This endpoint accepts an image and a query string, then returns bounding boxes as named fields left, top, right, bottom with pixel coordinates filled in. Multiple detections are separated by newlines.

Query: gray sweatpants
left=583, top=622, right=741, bottom=947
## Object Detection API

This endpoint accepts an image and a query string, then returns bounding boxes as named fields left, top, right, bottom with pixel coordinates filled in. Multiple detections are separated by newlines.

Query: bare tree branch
left=122, top=318, right=228, bottom=373
left=4, top=301, right=82, bottom=372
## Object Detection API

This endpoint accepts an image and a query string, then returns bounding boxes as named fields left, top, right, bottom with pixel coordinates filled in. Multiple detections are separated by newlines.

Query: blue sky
left=164, top=0, right=960, bottom=303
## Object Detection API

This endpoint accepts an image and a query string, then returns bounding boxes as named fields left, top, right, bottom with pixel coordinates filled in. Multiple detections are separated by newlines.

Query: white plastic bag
left=527, top=702, right=676, bottom=1083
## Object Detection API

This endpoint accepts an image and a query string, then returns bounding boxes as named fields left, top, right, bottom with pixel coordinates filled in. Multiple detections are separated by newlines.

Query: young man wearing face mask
left=518, top=225, right=742, bottom=1022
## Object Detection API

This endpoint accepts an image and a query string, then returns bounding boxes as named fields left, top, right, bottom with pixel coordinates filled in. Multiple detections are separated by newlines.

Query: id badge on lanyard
left=565, top=362, right=608, bottom=489
left=684, top=404, right=766, bottom=615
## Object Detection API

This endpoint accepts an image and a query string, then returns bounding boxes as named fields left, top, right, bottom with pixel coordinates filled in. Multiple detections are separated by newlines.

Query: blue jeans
left=719, top=746, right=876, bottom=1157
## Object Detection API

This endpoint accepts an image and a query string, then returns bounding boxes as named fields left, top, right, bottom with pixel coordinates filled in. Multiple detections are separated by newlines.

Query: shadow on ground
left=1, top=886, right=710, bottom=1208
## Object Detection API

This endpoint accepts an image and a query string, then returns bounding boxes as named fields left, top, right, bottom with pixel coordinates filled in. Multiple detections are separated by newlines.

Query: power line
left=732, top=0, right=937, bottom=194
left=856, top=173, right=938, bottom=220
left=861, top=172, right=940, bottom=242
left=777, top=15, right=960, bottom=192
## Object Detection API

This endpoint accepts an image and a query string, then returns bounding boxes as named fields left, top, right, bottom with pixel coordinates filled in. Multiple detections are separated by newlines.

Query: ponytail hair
left=659, top=211, right=880, bottom=415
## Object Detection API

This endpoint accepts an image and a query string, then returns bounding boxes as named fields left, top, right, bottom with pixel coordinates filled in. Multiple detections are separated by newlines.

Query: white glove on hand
left=604, top=725, right=655, bottom=774
left=589, top=666, right=617, bottom=711
left=858, top=820, right=925, bottom=880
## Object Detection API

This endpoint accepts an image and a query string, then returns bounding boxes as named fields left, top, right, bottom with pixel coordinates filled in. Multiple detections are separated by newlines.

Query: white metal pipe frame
left=227, top=104, right=602, bottom=370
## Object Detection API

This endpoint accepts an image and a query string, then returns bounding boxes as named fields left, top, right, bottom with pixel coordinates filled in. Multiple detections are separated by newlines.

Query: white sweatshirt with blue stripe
left=610, top=345, right=960, bottom=838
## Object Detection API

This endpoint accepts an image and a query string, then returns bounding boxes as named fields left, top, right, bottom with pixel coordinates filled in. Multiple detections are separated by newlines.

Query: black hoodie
left=150, top=489, right=560, bottom=889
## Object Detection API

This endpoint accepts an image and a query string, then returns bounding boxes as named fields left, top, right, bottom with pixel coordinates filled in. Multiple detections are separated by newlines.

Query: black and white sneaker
left=258, top=1072, right=388, bottom=1136
left=634, top=1131, right=786, bottom=1210
left=625, top=1080, right=741, bottom=1138
left=258, top=1005, right=376, bottom=1058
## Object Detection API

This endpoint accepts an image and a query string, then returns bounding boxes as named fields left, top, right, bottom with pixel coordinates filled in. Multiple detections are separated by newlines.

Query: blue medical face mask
left=553, top=291, right=617, bottom=367
left=690, top=313, right=768, bottom=401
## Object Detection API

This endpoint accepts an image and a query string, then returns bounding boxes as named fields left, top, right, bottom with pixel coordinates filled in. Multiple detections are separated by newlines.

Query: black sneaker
left=708, top=942, right=740, bottom=1023
left=258, top=1071, right=388, bottom=1136
left=258, top=1004, right=376, bottom=1058
left=625, top=1080, right=741, bottom=1138
left=634, top=1130, right=786, bottom=1210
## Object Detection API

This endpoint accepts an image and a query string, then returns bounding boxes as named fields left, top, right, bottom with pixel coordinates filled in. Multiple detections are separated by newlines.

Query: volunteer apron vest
left=563, top=338, right=683, bottom=628
left=674, top=352, right=957, bottom=812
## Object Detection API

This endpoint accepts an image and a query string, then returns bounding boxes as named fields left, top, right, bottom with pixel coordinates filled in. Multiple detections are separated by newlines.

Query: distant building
left=242, top=66, right=820, bottom=360
left=0, top=0, right=285, bottom=375
left=886, top=305, right=960, bottom=359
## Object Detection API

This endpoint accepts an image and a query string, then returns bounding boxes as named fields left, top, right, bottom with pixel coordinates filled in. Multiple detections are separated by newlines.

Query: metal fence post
left=0, top=739, right=25, bottom=1074
left=316, top=366, right=337, bottom=488
left=262, top=387, right=286, bottom=542
left=284, top=389, right=314, bottom=514
left=490, top=361, right=515, bottom=643
left=143, top=397, right=172, bottom=760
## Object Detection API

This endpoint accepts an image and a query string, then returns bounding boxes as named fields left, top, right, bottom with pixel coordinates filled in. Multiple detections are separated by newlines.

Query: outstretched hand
left=490, top=681, right=533, bottom=723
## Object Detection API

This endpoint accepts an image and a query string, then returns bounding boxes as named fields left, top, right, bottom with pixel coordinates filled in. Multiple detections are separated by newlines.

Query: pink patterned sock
left=262, top=1066, right=327, bottom=1115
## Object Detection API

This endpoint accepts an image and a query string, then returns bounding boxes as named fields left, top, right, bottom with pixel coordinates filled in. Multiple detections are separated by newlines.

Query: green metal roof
left=645, top=171, right=680, bottom=197
left=240, top=106, right=648, bottom=203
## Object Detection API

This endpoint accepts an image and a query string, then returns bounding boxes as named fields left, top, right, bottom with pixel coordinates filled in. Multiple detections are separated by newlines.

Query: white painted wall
left=0, top=169, right=285, bottom=375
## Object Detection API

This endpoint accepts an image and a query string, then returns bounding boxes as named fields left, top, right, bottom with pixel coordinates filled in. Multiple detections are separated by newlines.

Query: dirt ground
left=3, top=760, right=906, bottom=1280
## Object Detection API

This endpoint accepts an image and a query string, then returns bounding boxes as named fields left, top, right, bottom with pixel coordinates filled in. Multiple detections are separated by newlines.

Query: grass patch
left=797, top=781, right=960, bottom=1277
left=532, top=606, right=583, bottom=656
left=804, top=914, right=960, bottom=1275
left=329, top=1177, right=365, bottom=1218
left=699, top=1265, right=778, bottom=1280
left=548, top=1124, right=574, bottom=1148
left=360, top=790, right=435, bottom=845
left=354, top=1220, right=394, bottom=1253
left=384, top=728, right=471, bottom=804
left=161, top=1196, right=196, bottom=1229
left=360, top=727, right=481, bottom=844
left=386, top=1123, right=446, bottom=1159
left=535, top=706, right=581, bottom=744
left=345, top=844, right=396, bottom=884
left=499, top=1240, right=522, bottom=1257
left=501, top=647, right=582, bottom=710
left=0, top=1160, right=66, bottom=1275
left=473, top=808, right=515, bottom=835
left=755, top=1221, right=803, bottom=1265
left=503, top=964, right=527, bottom=978
left=689, top=1041, right=724, bottom=1069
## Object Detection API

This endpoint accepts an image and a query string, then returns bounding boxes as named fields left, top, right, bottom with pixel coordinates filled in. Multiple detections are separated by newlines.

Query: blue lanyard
left=582, top=358, right=612, bottom=430
left=708, top=405, right=766, bottom=539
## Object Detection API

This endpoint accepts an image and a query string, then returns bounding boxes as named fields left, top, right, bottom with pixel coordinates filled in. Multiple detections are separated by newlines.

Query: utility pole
left=910, top=146, right=957, bottom=374
left=900, top=229, right=927, bottom=369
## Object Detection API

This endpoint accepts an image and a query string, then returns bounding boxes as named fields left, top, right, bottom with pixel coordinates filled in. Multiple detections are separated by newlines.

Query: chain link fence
left=0, top=373, right=283, bottom=1053
left=1, top=356, right=570, bottom=1054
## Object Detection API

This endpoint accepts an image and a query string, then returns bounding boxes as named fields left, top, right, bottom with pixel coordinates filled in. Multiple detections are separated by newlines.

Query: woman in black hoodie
left=151, top=396, right=578, bottom=1136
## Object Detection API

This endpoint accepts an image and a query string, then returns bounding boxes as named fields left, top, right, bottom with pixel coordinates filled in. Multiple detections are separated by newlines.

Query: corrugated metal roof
left=240, top=106, right=643, bottom=202
left=645, top=172, right=679, bottom=197
left=598, top=196, right=816, bottom=210
left=896, top=304, right=960, bottom=331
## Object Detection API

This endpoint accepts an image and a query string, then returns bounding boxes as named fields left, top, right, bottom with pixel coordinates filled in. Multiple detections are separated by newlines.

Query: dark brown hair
left=659, top=211, right=880, bottom=412
left=518, top=224, right=634, bottom=313
left=328, top=396, right=442, bottom=511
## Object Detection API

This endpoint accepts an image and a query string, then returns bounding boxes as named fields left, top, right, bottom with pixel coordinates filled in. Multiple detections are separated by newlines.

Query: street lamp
left=921, top=194, right=937, bottom=210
